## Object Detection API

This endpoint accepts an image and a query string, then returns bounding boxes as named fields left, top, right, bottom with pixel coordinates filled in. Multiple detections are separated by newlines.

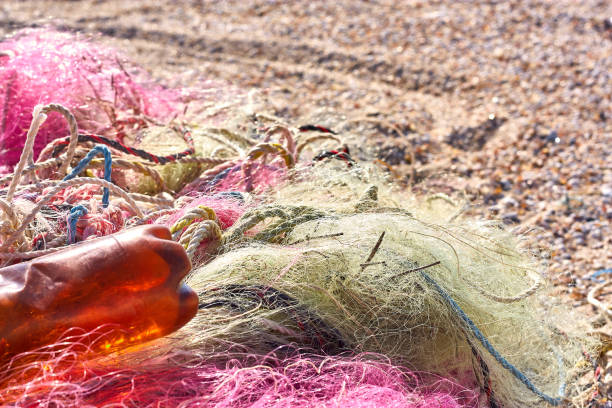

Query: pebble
left=500, top=196, right=518, bottom=208
left=502, top=212, right=520, bottom=224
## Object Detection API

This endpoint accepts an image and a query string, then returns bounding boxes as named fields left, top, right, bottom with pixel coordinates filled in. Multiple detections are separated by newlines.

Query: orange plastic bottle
left=0, top=225, right=198, bottom=359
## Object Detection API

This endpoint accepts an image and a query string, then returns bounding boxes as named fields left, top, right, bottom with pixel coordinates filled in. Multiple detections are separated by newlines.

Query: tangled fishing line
left=0, top=28, right=602, bottom=408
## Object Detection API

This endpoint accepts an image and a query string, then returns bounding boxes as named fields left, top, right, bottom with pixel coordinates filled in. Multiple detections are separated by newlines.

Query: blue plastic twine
left=66, top=205, right=88, bottom=244
left=590, top=268, right=612, bottom=283
left=421, top=271, right=564, bottom=406
left=63, top=145, right=112, bottom=207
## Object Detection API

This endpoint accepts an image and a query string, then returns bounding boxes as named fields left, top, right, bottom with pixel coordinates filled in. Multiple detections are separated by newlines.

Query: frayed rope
left=66, top=205, right=87, bottom=245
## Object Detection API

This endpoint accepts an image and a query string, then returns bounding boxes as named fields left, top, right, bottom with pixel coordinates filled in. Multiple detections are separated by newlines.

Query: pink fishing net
left=0, top=328, right=478, bottom=408
left=0, top=28, right=181, bottom=172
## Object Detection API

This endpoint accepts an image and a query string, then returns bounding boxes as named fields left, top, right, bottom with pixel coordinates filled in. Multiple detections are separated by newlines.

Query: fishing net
left=153, top=166, right=595, bottom=407
left=0, top=28, right=601, bottom=408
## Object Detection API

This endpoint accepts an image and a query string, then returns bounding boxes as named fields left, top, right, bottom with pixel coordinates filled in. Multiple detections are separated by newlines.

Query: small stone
left=500, top=196, right=518, bottom=208
left=502, top=212, right=520, bottom=224
left=568, top=177, right=581, bottom=188
left=590, top=228, right=603, bottom=240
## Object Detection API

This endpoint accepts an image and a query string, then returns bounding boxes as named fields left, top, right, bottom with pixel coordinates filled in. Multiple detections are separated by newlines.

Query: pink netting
left=164, top=194, right=247, bottom=230
left=180, top=163, right=287, bottom=196
left=0, top=329, right=479, bottom=408
left=0, top=28, right=181, bottom=171
left=217, top=163, right=286, bottom=193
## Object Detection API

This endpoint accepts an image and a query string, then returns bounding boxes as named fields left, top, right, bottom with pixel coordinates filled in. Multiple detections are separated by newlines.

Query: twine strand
left=6, top=105, right=47, bottom=202
left=66, top=205, right=88, bottom=244
left=422, top=272, right=565, bottom=406
left=63, top=145, right=112, bottom=207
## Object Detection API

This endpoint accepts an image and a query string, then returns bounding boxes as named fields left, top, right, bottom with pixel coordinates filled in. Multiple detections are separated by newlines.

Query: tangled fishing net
left=0, top=28, right=602, bottom=408
left=0, top=28, right=184, bottom=172
left=1, top=328, right=476, bottom=408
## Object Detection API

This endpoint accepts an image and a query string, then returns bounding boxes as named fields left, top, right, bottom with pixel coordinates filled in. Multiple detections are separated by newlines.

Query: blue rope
left=421, top=272, right=564, bottom=406
left=63, top=145, right=112, bottom=207
left=590, top=268, right=612, bottom=283
left=66, top=205, right=88, bottom=244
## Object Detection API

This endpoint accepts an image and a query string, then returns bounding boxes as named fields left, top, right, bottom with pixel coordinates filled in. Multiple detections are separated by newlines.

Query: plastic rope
left=421, top=271, right=564, bottom=406
left=298, top=124, right=338, bottom=134
left=51, top=133, right=195, bottom=165
left=63, top=145, right=112, bottom=207
left=66, top=205, right=88, bottom=244
left=590, top=268, right=612, bottom=282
